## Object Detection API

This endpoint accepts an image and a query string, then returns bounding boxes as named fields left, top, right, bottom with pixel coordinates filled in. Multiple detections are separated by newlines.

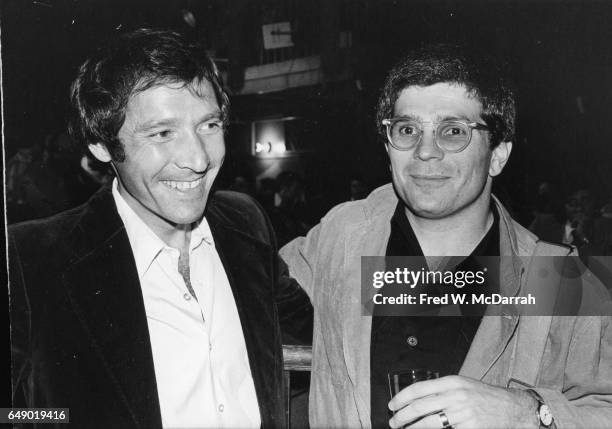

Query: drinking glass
left=388, top=368, right=440, bottom=399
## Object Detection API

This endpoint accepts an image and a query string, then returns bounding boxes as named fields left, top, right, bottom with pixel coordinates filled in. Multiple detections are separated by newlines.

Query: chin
left=405, top=200, right=452, bottom=218
left=405, top=195, right=440, bottom=210
left=166, top=208, right=207, bottom=226
left=410, top=208, right=448, bottom=219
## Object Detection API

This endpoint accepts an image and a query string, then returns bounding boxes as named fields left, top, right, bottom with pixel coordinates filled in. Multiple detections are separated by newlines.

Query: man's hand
left=388, top=375, right=538, bottom=428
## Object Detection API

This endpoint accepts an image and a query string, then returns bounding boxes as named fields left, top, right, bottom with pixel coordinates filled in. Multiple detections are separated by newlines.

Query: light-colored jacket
left=280, top=183, right=612, bottom=428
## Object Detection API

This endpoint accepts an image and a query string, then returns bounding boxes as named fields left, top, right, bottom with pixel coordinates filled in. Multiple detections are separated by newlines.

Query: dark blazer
left=9, top=184, right=304, bottom=428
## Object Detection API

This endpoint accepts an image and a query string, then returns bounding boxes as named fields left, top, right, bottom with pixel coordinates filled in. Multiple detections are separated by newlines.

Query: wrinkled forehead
left=393, top=82, right=484, bottom=121
left=132, top=76, right=216, bottom=102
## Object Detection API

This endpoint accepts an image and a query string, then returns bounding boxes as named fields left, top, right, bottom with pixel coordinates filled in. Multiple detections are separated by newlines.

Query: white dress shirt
left=112, top=180, right=261, bottom=429
left=563, top=220, right=574, bottom=245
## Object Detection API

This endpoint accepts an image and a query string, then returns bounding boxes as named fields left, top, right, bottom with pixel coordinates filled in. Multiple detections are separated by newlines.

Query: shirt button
left=406, top=336, right=418, bottom=347
left=209, top=344, right=212, bottom=351
left=218, top=404, right=224, bottom=412
left=183, top=293, right=192, bottom=301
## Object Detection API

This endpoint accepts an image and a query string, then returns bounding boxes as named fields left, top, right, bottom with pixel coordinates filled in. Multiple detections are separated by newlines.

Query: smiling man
left=8, top=29, right=306, bottom=428
left=280, top=45, right=612, bottom=428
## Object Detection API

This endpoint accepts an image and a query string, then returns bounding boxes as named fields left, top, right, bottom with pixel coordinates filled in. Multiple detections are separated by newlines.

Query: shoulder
left=208, top=189, right=261, bottom=211
left=8, top=185, right=121, bottom=265
left=7, top=202, right=96, bottom=283
left=493, top=196, right=572, bottom=257
left=511, top=219, right=573, bottom=256
left=319, top=183, right=397, bottom=226
left=206, top=190, right=272, bottom=243
left=207, top=190, right=266, bottom=225
left=9, top=202, right=88, bottom=255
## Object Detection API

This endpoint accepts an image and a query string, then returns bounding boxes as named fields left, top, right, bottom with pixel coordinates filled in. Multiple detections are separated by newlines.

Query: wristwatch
left=527, top=389, right=554, bottom=428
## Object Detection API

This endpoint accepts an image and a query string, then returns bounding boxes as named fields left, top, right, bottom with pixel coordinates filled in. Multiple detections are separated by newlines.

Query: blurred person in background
left=348, top=176, right=370, bottom=201
left=528, top=181, right=564, bottom=243
left=269, top=171, right=312, bottom=247
left=6, top=137, right=71, bottom=223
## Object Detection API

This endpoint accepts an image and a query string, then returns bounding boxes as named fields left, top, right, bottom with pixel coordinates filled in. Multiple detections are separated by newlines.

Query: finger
left=389, top=393, right=450, bottom=428
left=408, top=408, right=474, bottom=429
left=402, top=412, right=451, bottom=429
left=389, top=376, right=467, bottom=411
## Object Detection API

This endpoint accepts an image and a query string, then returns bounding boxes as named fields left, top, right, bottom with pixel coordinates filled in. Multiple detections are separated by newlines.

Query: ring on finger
left=438, top=411, right=453, bottom=429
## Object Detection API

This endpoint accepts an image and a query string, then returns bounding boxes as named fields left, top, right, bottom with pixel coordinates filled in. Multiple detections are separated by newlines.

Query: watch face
left=539, top=404, right=553, bottom=426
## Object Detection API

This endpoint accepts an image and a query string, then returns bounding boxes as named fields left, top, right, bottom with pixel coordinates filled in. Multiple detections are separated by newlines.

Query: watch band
left=526, top=389, right=554, bottom=428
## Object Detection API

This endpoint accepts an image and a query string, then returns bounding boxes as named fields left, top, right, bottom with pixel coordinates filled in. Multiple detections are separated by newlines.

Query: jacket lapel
left=61, top=186, right=162, bottom=429
left=458, top=254, right=521, bottom=380
left=342, top=211, right=395, bottom=428
left=207, top=215, right=282, bottom=428
left=460, top=197, right=526, bottom=380
left=459, top=312, right=519, bottom=380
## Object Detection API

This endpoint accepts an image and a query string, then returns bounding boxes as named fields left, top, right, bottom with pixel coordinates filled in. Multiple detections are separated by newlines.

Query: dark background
left=3, top=0, right=612, bottom=212
left=3, top=0, right=612, bottom=411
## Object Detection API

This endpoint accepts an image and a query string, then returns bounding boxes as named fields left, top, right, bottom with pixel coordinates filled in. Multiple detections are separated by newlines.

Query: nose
left=413, top=127, right=444, bottom=161
left=175, top=130, right=210, bottom=173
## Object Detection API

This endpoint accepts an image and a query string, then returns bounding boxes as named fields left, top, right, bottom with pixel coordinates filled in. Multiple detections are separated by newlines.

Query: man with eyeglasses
left=280, top=44, right=612, bottom=428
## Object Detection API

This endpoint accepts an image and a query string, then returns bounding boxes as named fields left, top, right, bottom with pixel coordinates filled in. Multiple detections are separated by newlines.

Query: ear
left=489, top=141, right=512, bottom=177
left=88, top=143, right=112, bottom=163
left=384, top=143, right=393, bottom=172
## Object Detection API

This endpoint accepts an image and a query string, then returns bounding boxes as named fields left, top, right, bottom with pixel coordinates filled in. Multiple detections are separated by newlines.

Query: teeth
left=162, top=177, right=203, bottom=190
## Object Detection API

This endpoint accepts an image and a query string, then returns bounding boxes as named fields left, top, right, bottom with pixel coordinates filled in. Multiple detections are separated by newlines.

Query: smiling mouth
left=161, top=176, right=205, bottom=190
left=410, top=174, right=449, bottom=180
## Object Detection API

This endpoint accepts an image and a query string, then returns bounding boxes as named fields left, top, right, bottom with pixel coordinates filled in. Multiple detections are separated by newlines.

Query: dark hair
left=376, top=44, right=516, bottom=148
left=69, top=28, right=230, bottom=162
left=276, top=171, right=303, bottom=190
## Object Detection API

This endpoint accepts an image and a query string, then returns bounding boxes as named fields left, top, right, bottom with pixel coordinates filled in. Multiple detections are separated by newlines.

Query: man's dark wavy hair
left=376, top=44, right=516, bottom=148
left=69, top=28, right=230, bottom=162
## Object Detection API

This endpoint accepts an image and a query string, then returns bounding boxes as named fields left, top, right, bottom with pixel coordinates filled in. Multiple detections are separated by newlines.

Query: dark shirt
left=370, top=203, right=499, bottom=428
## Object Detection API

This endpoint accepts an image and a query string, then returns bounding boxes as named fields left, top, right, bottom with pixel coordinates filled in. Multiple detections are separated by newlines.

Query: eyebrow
left=437, top=114, right=475, bottom=122
left=135, top=119, right=179, bottom=133
left=135, top=111, right=223, bottom=133
left=393, top=114, right=422, bottom=121
left=393, top=114, right=477, bottom=122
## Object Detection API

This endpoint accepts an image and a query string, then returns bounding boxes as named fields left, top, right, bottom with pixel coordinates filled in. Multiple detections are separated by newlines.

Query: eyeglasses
left=382, top=118, right=489, bottom=153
